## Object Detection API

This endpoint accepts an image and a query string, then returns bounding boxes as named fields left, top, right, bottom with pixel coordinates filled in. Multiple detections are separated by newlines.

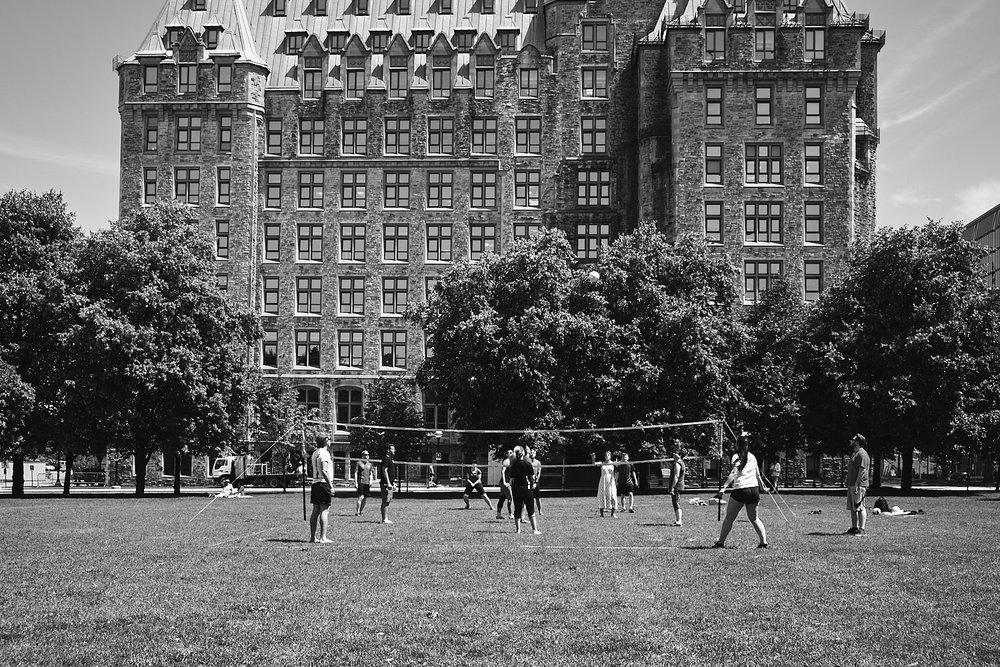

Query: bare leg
left=716, top=498, right=744, bottom=546
left=745, top=503, right=767, bottom=546
left=530, top=515, right=541, bottom=534
left=482, top=493, right=493, bottom=510
left=857, top=506, right=867, bottom=531
left=309, top=504, right=320, bottom=542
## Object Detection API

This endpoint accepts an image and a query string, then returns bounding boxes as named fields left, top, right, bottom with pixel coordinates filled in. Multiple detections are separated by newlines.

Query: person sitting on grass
left=213, top=481, right=236, bottom=498
left=463, top=463, right=494, bottom=510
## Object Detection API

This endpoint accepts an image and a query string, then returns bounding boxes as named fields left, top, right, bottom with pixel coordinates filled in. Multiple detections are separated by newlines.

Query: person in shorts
left=529, top=448, right=543, bottom=516
left=668, top=450, right=686, bottom=526
left=618, top=453, right=638, bottom=513
left=380, top=445, right=396, bottom=525
left=714, top=435, right=769, bottom=549
left=462, top=462, right=493, bottom=510
left=354, top=450, right=373, bottom=517
left=309, top=434, right=334, bottom=543
left=495, top=450, right=514, bottom=520
left=846, top=434, right=870, bottom=535
left=509, top=447, right=540, bottom=534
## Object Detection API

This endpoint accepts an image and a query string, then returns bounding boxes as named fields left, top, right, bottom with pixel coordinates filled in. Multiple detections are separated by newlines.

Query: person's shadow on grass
left=806, top=531, right=849, bottom=537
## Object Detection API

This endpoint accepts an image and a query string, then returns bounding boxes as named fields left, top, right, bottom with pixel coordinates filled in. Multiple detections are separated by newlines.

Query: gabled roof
left=135, top=32, right=169, bottom=59
left=642, top=0, right=868, bottom=40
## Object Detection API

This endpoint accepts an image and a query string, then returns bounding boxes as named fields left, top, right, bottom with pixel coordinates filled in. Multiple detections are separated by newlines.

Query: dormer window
left=204, top=28, right=220, bottom=50
left=783, top=0, right=798, bottom=12
left=315, top=0, right=328, bottom=15
left=303, top=57, right=324, bottom=99
left=755, top=28, right=774, bottom=60
left=474, top=54, right=495, bottom=98
left=804, top=14, right=826, bottom=60
left=388, top=55, right=409, bottom=98
left=345, top=56, right=367, bottom=98
left=329, top=32, right=348, bottom=52
left=733, top=0, right=746, bottom=12
left=357, top=0, right=369, bottom=15
left=413, top=31, right=432, bottom=52
left=483, top=0, right=495, bottom=12
left=288, top=33, right=305, bottom=55
left=372, top=32, right=390, bottom=52
left=274, top=0, right=287, bottom=16
left=525, top=0, right=538, bottom=12
left=166, top=28, right=184, bottom=47
left=497, top=30, right=518, bottom=51
left=398, top=0, right=411, bottom=13
left=440, top=0, right=453, bottom=14
left=193, top=0, right=206, bottom=9
left=431, top=55, right=452, bottom=98
left=704, top=14, right=727, bottom=62
left=454, top=31, right=475, bottom=51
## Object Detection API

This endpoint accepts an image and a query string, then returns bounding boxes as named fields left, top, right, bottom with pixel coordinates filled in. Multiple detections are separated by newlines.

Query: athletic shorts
left=500, top=484, right=513, bottom=501
left=310, top=481, right=332, bottom=508
left=670, top=487, right=683, bottom=511
left=357, top=483, right=370, bottom=498
left=512, top=486, right=535, bottom=519
left=848, top=486, right=867, bottom=512
left=620, top=481, right=635, bottom=494
left=464, top=481, right=485, bottom=496
left=532, top=484, right=541, bottom=498
left=381, top=485, right=394, bottom=503
left=730, top=486, right=760, bottom=505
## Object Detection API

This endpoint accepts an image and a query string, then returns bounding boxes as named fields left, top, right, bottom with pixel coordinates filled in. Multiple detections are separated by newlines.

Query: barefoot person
left=592, top=451, right=618, bottom=518
left=463, top=462, right=494, bottom=510
left=714, top=435, right=769, bottom=549
left=380, top=445, right=397, bottom=525
left=618, top=453, right=638, bottom=513
left=509, top=447, right=541, bottom=534
left=495, top=450, right=514, bottom=520
left=668, top=449, right=686, bottom=526
left=354, top=450, right=373, bottom=517
left=529, top=447, right=544, bottom=516
left=309, top=434, right=334, bottom=544
left=846, top=434, right=870, bottom=535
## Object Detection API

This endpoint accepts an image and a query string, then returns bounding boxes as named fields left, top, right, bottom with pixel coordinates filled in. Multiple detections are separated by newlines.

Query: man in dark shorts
left=309, top=434, right=334, bottom=543
left=529, top=447, right=543, bottom=516
left=668, top=450, right=686, bottom=527
left=495, top=450, right=514, bottom=520
left=354, top=450, right=373, bottom=517
left=846, top=434, right=870, bottom=535
left=509, top=446, right=540, bottom=535
left=618, top=452, right=638, bottom=513
left=380, top=445, right=396, bottom=525
left=463, top=462, right=494, bottom=510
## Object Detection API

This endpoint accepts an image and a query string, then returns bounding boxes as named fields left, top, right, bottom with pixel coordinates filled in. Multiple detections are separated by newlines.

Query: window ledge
left=743, top=183, right=784, bottom=188
left=804, top=242, right=826, bottom=247
left=703, top=183, right=724, bottom=188
left=381, top=313, right=404, bottom=318
left=743, top=242, right=785, bottom=247
left=338, top=313, right=364, bottom=318
left=803, top=183, right=825, bottom=188
left=261, top=312, right=279, bottom=317
left=295, top=313, right=322, bottom=318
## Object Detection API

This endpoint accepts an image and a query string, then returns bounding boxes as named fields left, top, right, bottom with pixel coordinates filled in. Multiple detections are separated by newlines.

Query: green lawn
left=1, top=490, right=999, bottom=667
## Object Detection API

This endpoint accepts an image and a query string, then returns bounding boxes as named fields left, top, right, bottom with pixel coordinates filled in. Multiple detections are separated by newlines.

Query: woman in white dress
left=592, top=451, right=618, bottom=518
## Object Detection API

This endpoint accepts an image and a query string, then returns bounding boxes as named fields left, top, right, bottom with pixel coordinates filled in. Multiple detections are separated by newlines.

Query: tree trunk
left=900, top=444, right=914, bottom=491
left=173, top=449, right=181, bottom=496
left=12, top=454, right=24, bottom=498
left=871, top=443, right=883, bottom=491
left=134, top=447, right=149, bottom=496
left=62, top=453, right=75, bottom=496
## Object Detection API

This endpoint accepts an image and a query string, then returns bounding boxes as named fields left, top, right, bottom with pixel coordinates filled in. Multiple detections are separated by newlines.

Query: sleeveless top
left=669, top=459, right=686, bottom=491
left=356, top=460, right=372, bottom=485
left=468, top=466, right=482, bottom=483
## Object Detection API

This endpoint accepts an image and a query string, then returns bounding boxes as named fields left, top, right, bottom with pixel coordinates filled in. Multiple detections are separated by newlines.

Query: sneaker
left=672, top=521, right=682, bottom=527
left=532, top=530, right=542, bottom=535
left=757, top=543, right=769, bottom=549
left=381, top=519, right=394, bottom=525
left=496, top=514, right=503, bottom=520
left=845, top=527, right=859, bottom=534
left=627, top=508, right=635, bottom=513
left=855, top=528, right=867, bottom=536
left=712, top=542, right=725, bottom=549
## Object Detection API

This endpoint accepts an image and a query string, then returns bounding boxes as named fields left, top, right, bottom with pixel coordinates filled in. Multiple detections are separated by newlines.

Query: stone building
left=962, top=203, right=1000, bottom=289
left=115, top=0, right=884, bottom=454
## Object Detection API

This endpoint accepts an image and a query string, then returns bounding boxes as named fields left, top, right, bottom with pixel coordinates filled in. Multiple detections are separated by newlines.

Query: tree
left=800, top=222, right=996, bottom=490
left=348, top=378, right=426, bottom=460
left=64, top=203, right=259, bottom=495
left=249, top=377, right=311, bottom=482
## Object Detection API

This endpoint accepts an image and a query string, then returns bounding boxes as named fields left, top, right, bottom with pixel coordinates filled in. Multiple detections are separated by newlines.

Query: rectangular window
left=475, top=56, right=495, bottom=98
left=388, top=55, right=409, bottom=98
left=218, top=114, right=232, bottom=152
left=581, top=67, right=608, bottom=98
left=582, top=23, right=609, bottom=51
left=382, top=277, right=409, bottom=315
left=744, top=202, right=783, bottom=244
left=426, top=171, right=453, bottom=209
left=215, top=220, right=230, bottom=259
left=524, top=0, right=538, bottom=12
left=340, top=223, right=366, bottom=262
left=755, top=29, right=774, bottom=60
left=300, top=119, right=325, bottom=155
left=274, top=0, right=287, bottom=16
left=381, top=331, right=407, bottom=369
left=303, top=57, right=323, bottom=98
left=577, top=169, right=611, bottom=207
left=519, top=68, right=539, bottom=98
left=482, top=0, right=494, bottom=12
left=515, top=117, right=542, bottom=154
left=265, top=172, right=282, bottom=209
left=397, top=0, right=410, bottom=13
left=338, top=330, right=364, bottom=368
left=744, top=260, right=783, bottom=304
left=384, top=224, right=409, bottom=262
left=297, top=224, right=323, bottom=262
left=576, top=223, right=610, bottom=260
left=471, top=171, right=498, bottom=210
left=357, top=0, right=369, bottom=14
left=143, top=168, right=157, bottom=205
left=178, top=64, right=198, bottom=94
left=263, top=276, right=279, bottom=314
left=804, top=260, right=824, bottom=302
left=371, top=32, right=390, bottom=53
left=746, top=144, right=783, bottom=185
left=295, top=330, right=321, bottom=368
left=339, top=276, right=365, bottom=315
left=144, top=65, right=158, bottom=94
left=342, top=118, right=368, bottom=155
left=413, top=32, right=431, bottom=51
left=264, top=223, right=280, bottom=261
left=341, top=171, right=367, bottom=209
left=515, top=170, right=541, bottom=208
left=425, top=277, right=440, bottom=299
left=454, top=31, right=474, bottom=51
left=706, top=86, right=724, bottom=126
left=217, top=167, right=231, bottom=206
left=384, top=118, right=411, bottom=155
left=296, top=277, right=323, bottom=315
left=805, top=85, right=824, bottom=126
left=804, top=202, right=824, bottom=244
left=755, top=86, right=773, bottom=125
left=316, top=0, right=328, bottom=15
left=497, top=31, right=517, bottom=51
left=705, top=202, right=723, bottom=244
left=705, top=27, right=726, bottom=61
left=144, top=116, right=158, bottom=152
left=384, top=171, right=410, bottom=209
left=472, top=118, right=498, bottom=154
left=176, top=115, right=202, bottom=152
left=705, top=144, right=724, bottom=185
left=216, top=272, right=227, bottom=289
left=431, top=58, right=452, bottom=98
left=298, top=172, right=324, bottom=209
left=174, top=167, right=200, bottom=205
left=514, top=222, right=541, bottom=240
left=440, top=0, right=452, bottom=12
left=427, top=117, right=454, bottom=155
left=804, top=27, right=826, bottom=61
left=346, top=60, right=366, bottom=98
left=804, top=143, right=823, bottom=185
left=262, top=330, right=278, bottom=368
left=581, top=117, right=607, bottom=155
left=217, top=64, right=232, bottom=93
left=267, top=119, right=282, bottom=155
left=426, top=223, right=452, bottom=262
left=469, top=223, right=497, bottom=261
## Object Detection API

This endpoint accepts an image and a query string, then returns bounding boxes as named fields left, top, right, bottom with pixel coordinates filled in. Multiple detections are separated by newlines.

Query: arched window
left=337, top=387, right=364, bottom=425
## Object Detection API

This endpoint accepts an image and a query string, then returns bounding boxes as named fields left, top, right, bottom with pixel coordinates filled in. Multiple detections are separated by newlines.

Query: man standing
left=846, top=434, right=871, bottom=535
left=354, top=450, right=373, bottom=517
left=668, top=450, right=686, bottom=527
left=529, top=447, right=543, bottom=517
left=495, top=449, right=514, bottom=520
left=509, top=446, right=541, bottom=535
left=380, top=445, right=397, bottom=525
left=618, top=452, right=639, bottom=513
left=768, top=457, right=781, bottom=491
left=309, top=434, right=334, bottom=543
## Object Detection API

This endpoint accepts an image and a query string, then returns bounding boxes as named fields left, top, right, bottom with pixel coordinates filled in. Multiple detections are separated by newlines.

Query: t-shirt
left=381, top=454, right=395, bottom=485
left=501, top=458, right=511, bottom=484
left=618, top=463, right=635, bottom=486
left=356, top=460, right=372, bottom=485
left=847, top=447, right=870, bottom=488
left=468, top=466, right=482, bottom=483
left=312, top=447, right=333, bottom=484
left=729, top=452, right=760, bottom=490
left=509, top=458, right=535, bottom=489
left=531, top=459, right=542, bottom=486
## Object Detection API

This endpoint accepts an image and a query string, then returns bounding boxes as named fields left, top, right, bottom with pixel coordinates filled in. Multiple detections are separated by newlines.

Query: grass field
left=1, top=489, right=999, bottom=667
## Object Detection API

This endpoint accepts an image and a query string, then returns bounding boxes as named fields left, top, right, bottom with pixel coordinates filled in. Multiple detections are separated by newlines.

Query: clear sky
left=0, top=0, right=997, bottom=233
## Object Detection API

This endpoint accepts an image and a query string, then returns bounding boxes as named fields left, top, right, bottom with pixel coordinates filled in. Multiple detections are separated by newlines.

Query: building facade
left=116, top=0, right=883, bottom=438
left=962, top=203, right=1000, bottom=289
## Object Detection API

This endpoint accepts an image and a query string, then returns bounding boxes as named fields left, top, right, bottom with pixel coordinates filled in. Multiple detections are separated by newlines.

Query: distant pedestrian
left=495, top=450, right=514, bottom=520
left=714, top=436, right=769, bottom=549
left=768, top=458, right=782, bottom=490
left=529, top=447, right=544, bottom=516
left=592, top=451, right=618, bottom=518
left=462, top=462, right=493, bottom=510
left=309, top=434, right=334, bottom=543
left=618, top=453, right=638, bottom=513
left=509, top=446, right=541, bottom=534
left=380, top=445, right=397, bottom=525
left=668, top=450, right=686, bottom=526
left=845, top=434, right=871, bottom=535
left=354, top=450, right=373, bottom=517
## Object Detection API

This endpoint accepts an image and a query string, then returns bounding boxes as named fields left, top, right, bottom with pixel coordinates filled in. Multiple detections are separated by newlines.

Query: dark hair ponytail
left=736, top=435, right=750, bottom=471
